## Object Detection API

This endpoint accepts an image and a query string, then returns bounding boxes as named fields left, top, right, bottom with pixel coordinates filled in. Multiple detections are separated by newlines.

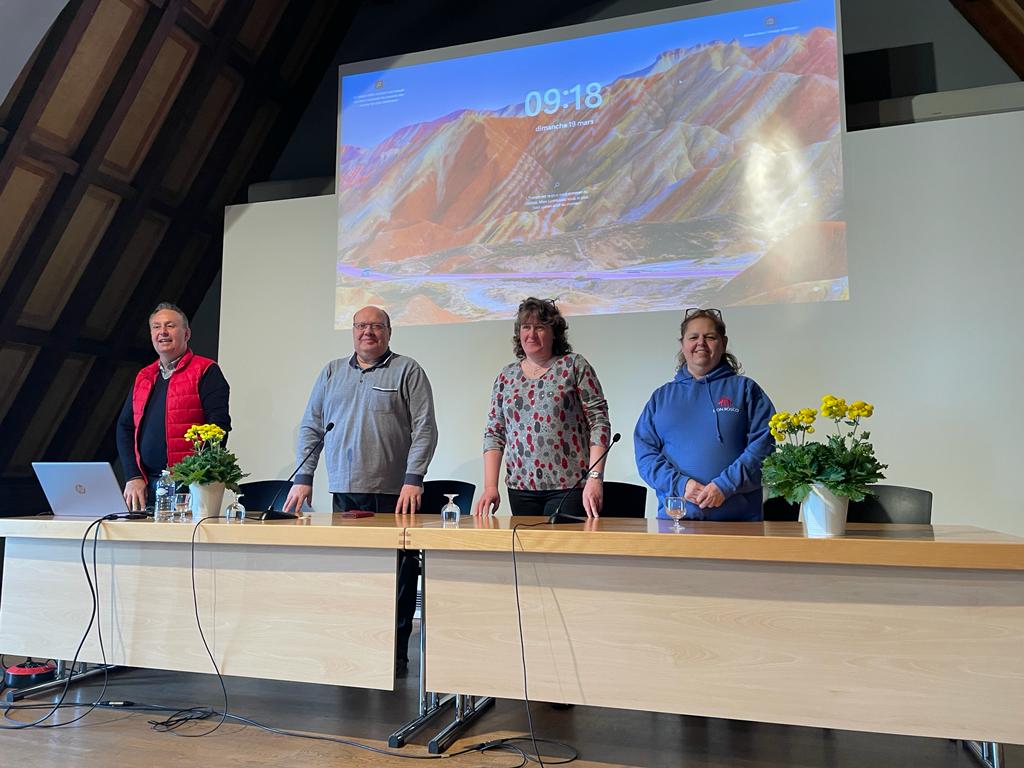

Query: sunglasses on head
left=684, top=307, right=722, bottom=320
left=520, top=297, right=558, bottom=309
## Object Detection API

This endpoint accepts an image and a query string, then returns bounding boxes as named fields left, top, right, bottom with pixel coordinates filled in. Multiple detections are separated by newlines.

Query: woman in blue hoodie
left=634, top=308, right=775, bottom=521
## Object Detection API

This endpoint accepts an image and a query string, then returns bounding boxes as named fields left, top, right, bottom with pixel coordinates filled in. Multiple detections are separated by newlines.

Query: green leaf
left=762, top=419, right=885, bottom=502
left=170, top=443, right=248, bottom=493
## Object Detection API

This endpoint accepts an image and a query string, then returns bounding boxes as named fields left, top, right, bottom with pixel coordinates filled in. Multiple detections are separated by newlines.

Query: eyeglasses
left=518, top=297, right=558, bottom=309
left=353, top=322, right=388, bottom=332
left=684, top=307, right=722, bottom=320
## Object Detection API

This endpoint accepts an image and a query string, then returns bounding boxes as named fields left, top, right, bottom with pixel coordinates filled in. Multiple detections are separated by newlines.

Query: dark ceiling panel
left=19, top=185, right=122, bottom=330
left=0, top=343, right=39, bottom=425
left=101, top=25, right=201, bottom=182
left=32, top=0, right=148, bottom=156
left=0, top=0, right=361, bottom=498
left=185, top=0, right=229, bottom=29
left=0, top=156, right=59, bottom=291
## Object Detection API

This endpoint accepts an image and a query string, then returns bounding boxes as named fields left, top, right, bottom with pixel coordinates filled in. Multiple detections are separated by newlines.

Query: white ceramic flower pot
left=800, top=484, right=849, bottom=537
left=190, top=481, right=226, bottom=519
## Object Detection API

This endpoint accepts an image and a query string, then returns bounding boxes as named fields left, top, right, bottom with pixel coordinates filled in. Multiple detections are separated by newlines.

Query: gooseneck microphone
left=255, top=422, right=335, bottom=521
left=548, top=432, right=621, bottom=523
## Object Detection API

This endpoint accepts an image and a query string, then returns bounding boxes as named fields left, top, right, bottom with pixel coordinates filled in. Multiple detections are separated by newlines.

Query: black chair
left=421, top=480, right=476, bottom=516
left=763, top=495, right=799, bottom=521
left=762, top=485, right=933, bottom=524
left=847, top=484, right=932, bottom=524
left=237, top=480, right=292, bottom=512
left=601, top=481, right=648, bottom=518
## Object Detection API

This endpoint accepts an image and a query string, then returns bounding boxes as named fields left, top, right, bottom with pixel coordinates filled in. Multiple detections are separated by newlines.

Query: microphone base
left=548, top=512, right=588, bottom=524
left=251, top=510, right=301, bottom=521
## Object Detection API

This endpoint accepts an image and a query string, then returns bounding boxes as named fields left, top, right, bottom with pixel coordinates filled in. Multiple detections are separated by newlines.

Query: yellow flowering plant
left=762, top=395, right=886, bottom=503
left=169, top=423, right=247, bottom=491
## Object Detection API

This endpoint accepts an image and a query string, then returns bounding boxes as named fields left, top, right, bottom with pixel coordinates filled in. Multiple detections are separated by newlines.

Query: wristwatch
left=587, top=470, right=604, bottom=480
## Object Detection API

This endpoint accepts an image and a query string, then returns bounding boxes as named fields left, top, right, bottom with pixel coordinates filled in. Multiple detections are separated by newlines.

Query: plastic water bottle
left=154, top=470, right=174, bottom=520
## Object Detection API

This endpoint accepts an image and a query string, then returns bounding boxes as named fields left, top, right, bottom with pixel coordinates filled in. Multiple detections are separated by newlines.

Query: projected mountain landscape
left=337, top=20, right=845, bottom=327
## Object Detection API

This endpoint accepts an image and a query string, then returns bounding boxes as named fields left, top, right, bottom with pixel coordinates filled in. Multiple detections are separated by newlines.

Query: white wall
left=221, top=109, right=1024, bottom=535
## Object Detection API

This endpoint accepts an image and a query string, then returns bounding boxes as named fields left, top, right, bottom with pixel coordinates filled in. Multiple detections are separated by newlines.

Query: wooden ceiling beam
left=23, top=141, right=81, bottom=176
left=0, top=1, right=188, bottom=474
left=43, top=0, right=257, bottom=353
left=108, top=0, right=338, bottom=352
left=178, top=1, right=360, bottom=324
left=0, top=0, right=101, bottom=191
left=0, top=1, right=185, bottom=335
left=1, top=0, right=361, bottom=476
left=92, top=170, right=139, bottom=201
left=179, top=1, right=362, bottom=321
left=176, top=10, right=219, bottom=49
left=2, top=325, right=151, bottom=363
left=45, top=0, right=262, bottom=463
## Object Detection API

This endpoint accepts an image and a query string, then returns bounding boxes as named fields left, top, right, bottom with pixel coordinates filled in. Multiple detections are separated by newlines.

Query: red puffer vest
left=131, top=349, right=216, bottom=471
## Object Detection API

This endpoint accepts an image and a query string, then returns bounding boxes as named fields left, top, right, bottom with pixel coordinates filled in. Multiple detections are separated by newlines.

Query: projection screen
left=336, top=0, right=844, bottom=328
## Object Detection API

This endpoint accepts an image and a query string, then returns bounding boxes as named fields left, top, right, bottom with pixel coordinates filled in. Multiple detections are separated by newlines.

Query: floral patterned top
left=483, top=353, right=611, bottom=491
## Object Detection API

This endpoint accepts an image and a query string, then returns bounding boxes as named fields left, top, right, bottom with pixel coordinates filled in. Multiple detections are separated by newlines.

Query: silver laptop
left=32, top=462, right=131, bottom=518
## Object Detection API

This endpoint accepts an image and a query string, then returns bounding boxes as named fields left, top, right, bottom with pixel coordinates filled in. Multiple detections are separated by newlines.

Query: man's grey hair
left=150, top=302, right=189, bottom=329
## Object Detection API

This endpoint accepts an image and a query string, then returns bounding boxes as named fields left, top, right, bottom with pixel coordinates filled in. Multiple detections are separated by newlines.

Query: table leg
left=427, top=694, right=496, bottom=754
left=388, top=555, right=454, bottom=748
left=964, top=740, right=1005, bottom=768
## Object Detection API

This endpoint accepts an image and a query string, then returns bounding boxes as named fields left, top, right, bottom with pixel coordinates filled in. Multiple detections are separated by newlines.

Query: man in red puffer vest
left=115, top=302, right=231, bottom=510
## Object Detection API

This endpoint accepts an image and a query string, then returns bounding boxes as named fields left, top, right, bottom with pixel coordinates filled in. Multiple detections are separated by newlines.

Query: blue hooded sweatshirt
left=634, top=359, right=775, bottom=521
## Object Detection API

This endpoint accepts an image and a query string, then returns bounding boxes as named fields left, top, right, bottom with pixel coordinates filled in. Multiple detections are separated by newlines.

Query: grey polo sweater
left=293, top=351, right=438, bottom=494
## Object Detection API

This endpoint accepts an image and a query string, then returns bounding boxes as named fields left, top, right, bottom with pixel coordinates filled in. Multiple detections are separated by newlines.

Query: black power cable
left=143, top=514, right=230, bottom=737
left=0, top=512, right=143, bottom=729
left=505, top=516, right=590, bottom=768
left=4, top=513, right=579, bottom=764
left=6, top=697, right=577, bottom=764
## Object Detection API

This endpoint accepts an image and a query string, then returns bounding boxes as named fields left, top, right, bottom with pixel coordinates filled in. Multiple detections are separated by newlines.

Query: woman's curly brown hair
left=511, top=297, right=573, bottom=360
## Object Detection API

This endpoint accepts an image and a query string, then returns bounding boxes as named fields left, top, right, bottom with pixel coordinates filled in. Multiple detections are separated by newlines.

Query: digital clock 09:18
left=525, top=82, right=604, bottom=116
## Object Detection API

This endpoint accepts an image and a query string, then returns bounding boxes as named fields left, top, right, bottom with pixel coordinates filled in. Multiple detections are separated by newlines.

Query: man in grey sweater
left=283, top=305, right=438, bottom=674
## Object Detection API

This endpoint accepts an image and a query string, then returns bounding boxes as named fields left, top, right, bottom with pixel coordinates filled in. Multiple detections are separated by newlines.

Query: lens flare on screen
left=336, top=0, right=846, bottom=327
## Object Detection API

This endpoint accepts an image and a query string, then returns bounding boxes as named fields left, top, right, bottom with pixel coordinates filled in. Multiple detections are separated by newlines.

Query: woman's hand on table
left=475, top=486, right=500, bottom=516
left=582, top=477, right=603, bottom=518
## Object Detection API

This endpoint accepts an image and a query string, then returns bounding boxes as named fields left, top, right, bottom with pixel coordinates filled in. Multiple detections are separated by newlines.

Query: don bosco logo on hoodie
left=715, top=396, right=741, bottom=414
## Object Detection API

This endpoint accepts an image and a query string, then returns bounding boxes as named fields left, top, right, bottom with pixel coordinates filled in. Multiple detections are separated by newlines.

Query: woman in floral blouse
left=474, top=297, right=611, bottom=519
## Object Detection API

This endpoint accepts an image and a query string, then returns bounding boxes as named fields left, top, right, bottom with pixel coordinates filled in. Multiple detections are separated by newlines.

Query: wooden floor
left=2, top=632, right=1018, bottom=768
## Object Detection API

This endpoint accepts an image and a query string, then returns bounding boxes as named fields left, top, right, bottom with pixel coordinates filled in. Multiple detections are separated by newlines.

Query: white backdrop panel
left=221, top=110, right=1024, bottom=534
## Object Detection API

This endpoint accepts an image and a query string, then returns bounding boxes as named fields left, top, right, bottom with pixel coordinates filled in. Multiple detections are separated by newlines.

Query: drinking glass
left=441, top=494, right=460, bottom=527
left=224, top=492, right=245, bottom=521
left=665, top=496, right=685, bottom=531
left=174, top=493, right=191, bottom=521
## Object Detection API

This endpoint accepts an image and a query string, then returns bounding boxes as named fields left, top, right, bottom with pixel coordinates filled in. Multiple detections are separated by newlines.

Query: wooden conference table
left=407, top=516, right=1024, bottom=746
left=0, top=514, right=403, bottom=690
left=1, top=514, right=1022, bottom=746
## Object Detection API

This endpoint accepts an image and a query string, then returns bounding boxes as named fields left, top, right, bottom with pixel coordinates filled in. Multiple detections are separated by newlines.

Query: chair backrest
left=762, top=485, right=933, bottom=524
left=847, top=484, right=933, bottom=524
left=762, top=495, right=799, bottom=521
left=237, top=480, right=292, bottom=512
left=422, top=480, right=476, bottom=516
left=601, top=481, right=648, bottom=518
